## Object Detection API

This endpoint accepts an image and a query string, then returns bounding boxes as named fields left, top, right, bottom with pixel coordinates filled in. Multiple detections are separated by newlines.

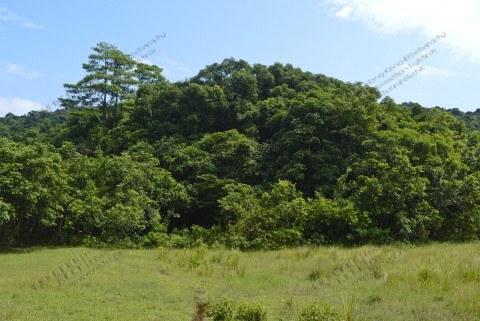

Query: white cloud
left=167, top=59, right=192, bottom=73
left=323, top=0, right=480, bottom=63
left=135, top=57, right=154, bottom=65
left=0, top=63, right=42, bottom=80
left=335, top=6, right=353, bottom=19
left=0, top=97, right=44, bottom=116
left=162, top=60, right=193, bottom=79
left=0, top=6, right=42, bottom=29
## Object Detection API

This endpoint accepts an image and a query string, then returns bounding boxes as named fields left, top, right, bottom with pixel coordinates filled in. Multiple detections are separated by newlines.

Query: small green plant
left=237, top=264, right=247, bottom=277
left=175, top=246, right=209, bottom=270
left=225, top=251, right=240, bottom=270
left=210, top=250, right=226, bottom=264
left=280, top=260, right=294, bottom=273
left=189, top=246, right=208, bottom=269
left=295, top=247, right=313, bottom=260
left=441, top=271, right=454, bottom=292
left=206, top=297, right=267, bottom=321
left=297, top=303, right=342, bottom=321
left=157, top=247, right=169, bottom=260
left=417, top=264, right=435, bottom=284
left=197, top=263, right=214, bottom=277
left=457, top=263, right=480, bottom=283
left=342, top=294, right=355, bottom=321
left=207, top=297, right=236, bottom=321
left=236, top=302, right=267, bottom=321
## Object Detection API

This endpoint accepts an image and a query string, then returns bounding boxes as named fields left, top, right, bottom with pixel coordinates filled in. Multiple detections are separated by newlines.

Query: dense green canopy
left=1, top=42, right=480, bottom=248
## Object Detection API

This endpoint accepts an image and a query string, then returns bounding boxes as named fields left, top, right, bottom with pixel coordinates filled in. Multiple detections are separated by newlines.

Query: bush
left=219, top=180, right=309, bottom=249
left=298, top=303, right=342, bottom=321
left=206, top=298, right=236, bottom=321
left=236, top=302, right=267, bottom=321
left=206, top=297, right=267, bottom=321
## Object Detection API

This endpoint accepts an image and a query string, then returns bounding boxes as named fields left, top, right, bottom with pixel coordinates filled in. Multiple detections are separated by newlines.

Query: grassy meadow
left=0, top=243, right=479, bottom=320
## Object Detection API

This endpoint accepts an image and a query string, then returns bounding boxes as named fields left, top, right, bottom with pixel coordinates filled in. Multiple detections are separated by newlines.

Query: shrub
left=298, top=303, right=342, bottom=321
left=206, top=297, right=267, bottom=321
left=236, top=302, right=267, bottom=321
left=219, top=180, right=309, bottom=249
left=206, top=298, right=236, bottom=321
left=140, top=230, right=169, bottom=248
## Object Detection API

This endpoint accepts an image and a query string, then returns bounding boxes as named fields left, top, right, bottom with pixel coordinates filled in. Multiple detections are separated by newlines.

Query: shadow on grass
left=0, top=246, right=62, bottom=255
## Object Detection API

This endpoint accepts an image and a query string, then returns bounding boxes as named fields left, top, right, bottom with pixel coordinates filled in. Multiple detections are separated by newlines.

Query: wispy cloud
left=0, top=6, right=43, bottom=30
left=0, top=63, right=42, bottom=80
left=129, top=58, right=192, bottom=81
left=323, top=0, right=480, bottom=63
left=161, top=60, right=193, bottom=80
left=135, top=57, right=154, bottom=65
left=0, top=97, right=44, bottom=116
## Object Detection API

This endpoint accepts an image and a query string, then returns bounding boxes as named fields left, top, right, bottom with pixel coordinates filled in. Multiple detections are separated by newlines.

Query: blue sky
left=0, top=0, right=479, bottom=116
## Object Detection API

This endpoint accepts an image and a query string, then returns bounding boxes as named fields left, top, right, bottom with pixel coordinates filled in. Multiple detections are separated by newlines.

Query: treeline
left=1, top=42, right=480, bottom=248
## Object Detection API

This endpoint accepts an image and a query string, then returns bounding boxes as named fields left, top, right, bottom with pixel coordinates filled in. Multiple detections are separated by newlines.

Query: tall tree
left=60, top=42, right=139, bottom=128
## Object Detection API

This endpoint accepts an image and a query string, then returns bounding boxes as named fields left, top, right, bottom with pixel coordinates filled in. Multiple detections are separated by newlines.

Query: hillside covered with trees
left=1, top=42, right=480, bottom=249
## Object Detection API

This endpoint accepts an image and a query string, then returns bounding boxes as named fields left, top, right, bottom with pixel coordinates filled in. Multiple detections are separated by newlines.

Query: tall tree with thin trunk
left=60, top=42, right=138, bottom=128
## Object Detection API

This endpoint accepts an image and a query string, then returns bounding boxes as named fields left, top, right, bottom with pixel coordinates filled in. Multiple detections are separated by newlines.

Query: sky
left=0, top=0, right=479, bottom=116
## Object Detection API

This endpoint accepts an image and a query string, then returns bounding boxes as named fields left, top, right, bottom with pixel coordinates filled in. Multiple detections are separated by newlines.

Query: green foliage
left=236, top=302, right=267, bottom=321
left=0, top=138, right=70, bottom=246
left=220, top=180, right=309, bottom=249
left=207, top=297, right=236, bottom=321
left=2, top=50, right=480, bottom=247
left=297, top=303, right=342, bottom=321
left=194, top=129, right=259, bottom=181
left=0, top=110, right=67, bottom=143
left=305, top=196, right=365, bottom=245
left=207, top=297, right=267, bottom=321
left=60, top=42, right=139, bottom=128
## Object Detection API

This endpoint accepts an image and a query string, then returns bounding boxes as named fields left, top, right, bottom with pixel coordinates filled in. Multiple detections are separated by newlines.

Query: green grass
left=1, top=243, right=480, bottom=320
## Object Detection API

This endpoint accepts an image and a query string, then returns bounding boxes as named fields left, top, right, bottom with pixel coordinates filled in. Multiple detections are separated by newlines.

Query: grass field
left=1, top=243, right=479, bottom=320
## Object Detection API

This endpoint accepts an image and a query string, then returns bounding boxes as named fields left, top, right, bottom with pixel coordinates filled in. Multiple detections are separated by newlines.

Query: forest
left=1, top=42, right=480, bottom=249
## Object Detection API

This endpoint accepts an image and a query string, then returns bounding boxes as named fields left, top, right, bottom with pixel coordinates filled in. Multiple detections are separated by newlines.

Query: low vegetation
left=1, top=243, right=479, bottom=320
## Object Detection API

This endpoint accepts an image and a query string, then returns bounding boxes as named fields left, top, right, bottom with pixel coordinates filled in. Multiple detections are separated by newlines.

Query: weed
left=225, top=251, right=240, bottom=270
left=457, top=263, right=480, bottom=283
left=342, top=294, right=355, bottom=321
left=280, top=260, right=293, bottom=273
left=295, top=247, right=313, bottom=260
left=237, top=265, right=247, bottom=277
left=441, top=271, right=454, bottom=292
left=417, top=264, right=436, bottom=284
left=197, top=263, right=214, bottom=277
left=210, top=250, right=226, bottom=264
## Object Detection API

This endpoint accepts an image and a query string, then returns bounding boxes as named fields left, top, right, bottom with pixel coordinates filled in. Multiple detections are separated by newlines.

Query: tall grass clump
left=342, top=294, right=355, bottom=321
left=457, top=263, right=480, bottom=283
